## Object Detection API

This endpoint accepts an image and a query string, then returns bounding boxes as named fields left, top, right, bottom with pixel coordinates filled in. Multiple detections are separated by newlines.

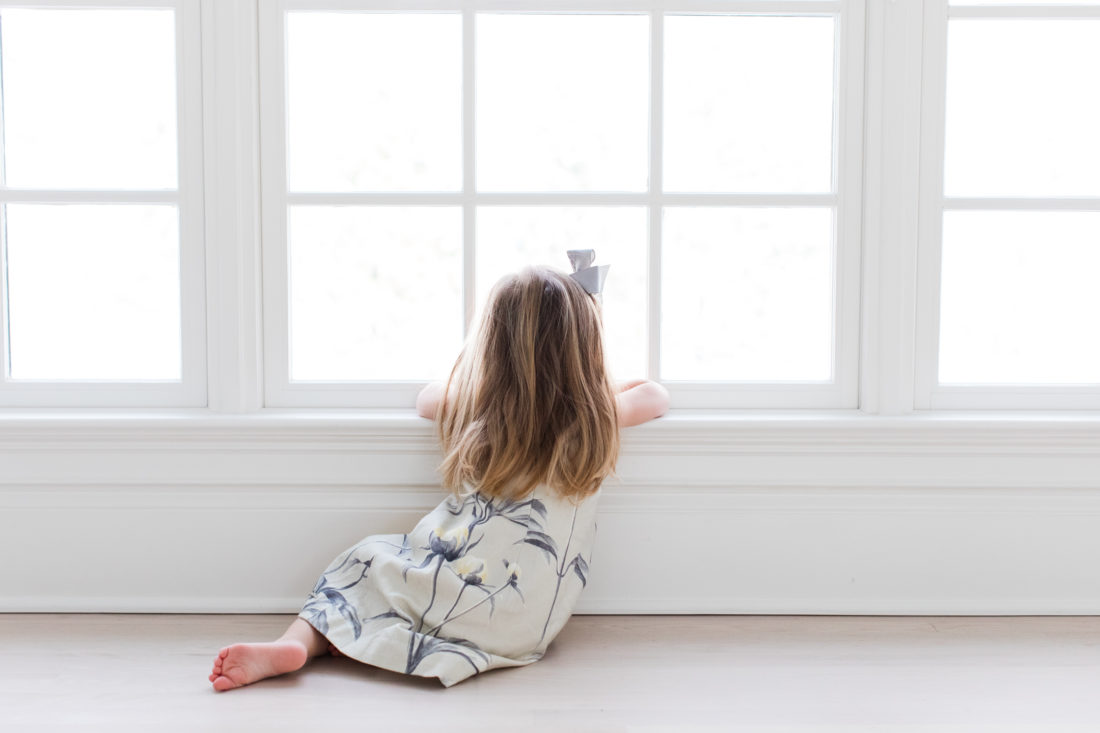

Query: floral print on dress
left=297, top=483, right=599, bottom=686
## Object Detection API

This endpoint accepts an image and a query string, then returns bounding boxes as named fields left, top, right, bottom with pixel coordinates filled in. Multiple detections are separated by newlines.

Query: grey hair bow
left=567, top=249, right=610, bottom=295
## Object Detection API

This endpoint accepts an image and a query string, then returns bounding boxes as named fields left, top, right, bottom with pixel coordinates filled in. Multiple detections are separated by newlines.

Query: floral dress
left=298, top=482, right=598, bottom=687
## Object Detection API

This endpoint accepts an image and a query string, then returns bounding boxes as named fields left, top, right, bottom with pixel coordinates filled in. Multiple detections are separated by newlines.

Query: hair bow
left=567, top=249, right=610, bottom=296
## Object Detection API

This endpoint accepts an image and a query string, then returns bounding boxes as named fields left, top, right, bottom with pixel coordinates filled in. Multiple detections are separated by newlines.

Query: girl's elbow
left=617, top=381, right=670, bottom=427
left=416, top=382, right=444, bottom=420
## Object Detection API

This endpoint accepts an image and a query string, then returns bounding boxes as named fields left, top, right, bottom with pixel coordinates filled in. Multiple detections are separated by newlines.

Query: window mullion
left=647, top=9, right=663, bottom=381
left=201, top=0, right=263, bottom=413
left=913, top=0, right=948, bottom=410
left=858, top=0, right=926, bottom=415
left=462, top=8, right=475, bottom=338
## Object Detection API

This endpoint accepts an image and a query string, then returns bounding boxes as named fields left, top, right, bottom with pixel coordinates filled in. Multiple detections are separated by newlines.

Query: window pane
left=0, top=9, right=177, bottom=189
left=288, top=207, right=462, bottom=380
left=939, top=212, right=1100, bottom=384
left=945, top=20, right=1100, bottom=197
left=477, top=14, right=649, bottom=192
left=664, top=16, right=835, bottom=194
left=476, top=207, right=648, bottom=379
left=662, top=208, right=834, bottom=381
left=6, top=205, right=180, bottom=380
left=286, top=13, right=461, bottom=192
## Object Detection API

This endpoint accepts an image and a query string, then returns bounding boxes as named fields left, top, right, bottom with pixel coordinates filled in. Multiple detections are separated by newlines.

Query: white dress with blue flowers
left=298, top=482, right=598, bottom=687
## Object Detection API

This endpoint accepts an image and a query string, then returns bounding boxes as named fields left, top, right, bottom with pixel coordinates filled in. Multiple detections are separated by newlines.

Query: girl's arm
left=615, top=379, right=670, bottom=428
left=416, top=381, right=446, bottom=420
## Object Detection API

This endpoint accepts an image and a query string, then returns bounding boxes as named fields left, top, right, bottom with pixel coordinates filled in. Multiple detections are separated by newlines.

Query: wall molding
left=4, top=412, right=1100, bottom=614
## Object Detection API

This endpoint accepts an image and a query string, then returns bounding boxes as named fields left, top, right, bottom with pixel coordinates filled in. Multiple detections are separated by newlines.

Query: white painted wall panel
left=2, top=414, right=1099, bottom=614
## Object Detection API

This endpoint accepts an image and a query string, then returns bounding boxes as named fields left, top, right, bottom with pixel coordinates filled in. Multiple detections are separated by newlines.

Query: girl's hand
left=615, top=379, right=670, bottom=428
left=416, top=381, right=447, bottom=420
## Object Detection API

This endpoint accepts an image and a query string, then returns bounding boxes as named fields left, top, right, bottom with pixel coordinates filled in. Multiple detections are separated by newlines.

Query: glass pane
left=476, top=207, right=648, bottom=379
left=288, top=207, right=462, bottom=380
left=0, top=9, right=177, bottom=189
left=286, top=13, right=461, bottom=192
left=664, top=16, right=835, bottom=194
left=945, top=20, right=1100, bottom=197
left=477, top=14, right=649, bottom=192
left=939, top=212, right=1100, bottom=384
left=662, top=208, right=834, bottom=381
left=6, top=205, right=180, bottom=380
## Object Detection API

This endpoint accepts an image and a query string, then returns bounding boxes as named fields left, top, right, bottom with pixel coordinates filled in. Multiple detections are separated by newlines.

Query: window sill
left=1, top=407, right=1099, bottom=453
left=2, top=407, right=1098, bottom=493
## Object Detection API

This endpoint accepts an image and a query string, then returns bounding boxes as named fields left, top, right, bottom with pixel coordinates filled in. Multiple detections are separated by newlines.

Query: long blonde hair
left=437, top=266, right=619, bottom=503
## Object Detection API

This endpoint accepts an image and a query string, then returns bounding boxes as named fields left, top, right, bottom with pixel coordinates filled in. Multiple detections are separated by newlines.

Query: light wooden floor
left=2, top=614, right=1099, bottom=732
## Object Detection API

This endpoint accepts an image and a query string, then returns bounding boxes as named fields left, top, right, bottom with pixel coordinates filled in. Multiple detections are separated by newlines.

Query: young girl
left=208, top=264, right=669, bottom=690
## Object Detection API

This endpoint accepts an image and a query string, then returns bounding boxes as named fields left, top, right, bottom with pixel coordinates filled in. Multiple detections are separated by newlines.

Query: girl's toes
left=212, top=675, right=240, bottom=692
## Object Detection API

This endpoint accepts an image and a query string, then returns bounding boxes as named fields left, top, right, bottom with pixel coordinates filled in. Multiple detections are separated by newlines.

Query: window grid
left=914, top=0, right=1100, bottom=410
left=0, top=0, right=206, bottom=407
left=261, top=0, right=863, bottom=409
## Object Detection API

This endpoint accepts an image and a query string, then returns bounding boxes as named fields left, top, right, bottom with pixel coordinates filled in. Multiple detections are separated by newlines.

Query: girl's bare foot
left=208, top=641, right=308, bottom=692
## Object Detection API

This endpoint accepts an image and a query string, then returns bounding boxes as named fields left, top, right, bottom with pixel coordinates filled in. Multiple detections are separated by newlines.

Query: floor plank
left=1, top=614, right=1099, bottom=731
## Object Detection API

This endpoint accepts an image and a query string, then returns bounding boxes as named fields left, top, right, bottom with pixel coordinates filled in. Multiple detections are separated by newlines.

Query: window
left=259, top=0, right=864, bottom=408
left=915, top=0, right=1100, bottom=408
left=0, top=0, right=204, bottom=407
left=2, top=0, right=1096, bottom=414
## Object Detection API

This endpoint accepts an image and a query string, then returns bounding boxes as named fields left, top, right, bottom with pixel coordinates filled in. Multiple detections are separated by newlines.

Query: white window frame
left=0, top=0, right=1094, bottom=417
left=913, top=0, right=1100, bottom=410
left=258, top=0, right=865, bottom=409
left=0, top=0, right=207, bottom=407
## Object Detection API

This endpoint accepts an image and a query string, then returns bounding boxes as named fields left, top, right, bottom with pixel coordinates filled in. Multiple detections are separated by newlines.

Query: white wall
left=3, top=411, right=1100, bottom=614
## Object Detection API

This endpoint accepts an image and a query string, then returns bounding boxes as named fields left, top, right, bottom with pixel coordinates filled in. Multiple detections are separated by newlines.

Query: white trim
left=943, top=196, right=1100, bottom=211
left=948, top=3, right=1100, bottom=18
left=4, top=408, right=1099, bottom=613
left=663, top=381, right=845, bottom=409
left=3, top=409, right=1100, bottom=457
left=927, top=386, right=1100, bottom=410
left=461, top=8, right=476, bottom=335
left=201, top=0, right=264, bottom=412
left=261, top=2, right=860, bottom=408
left=913, top=0, right=948, bottom=410
left=284, top=191, right=839, bottom=205
left=176, top=0, right=208, bottom=407
left=0, top=0, right=180, bottom=6
left=4, top=475, right=1100, bottom=614
left=833, top=0, right=863, bottom=408
left=0, top=190, right=179, bottom=203
left=258, top=0, right=291, bottom=408
left=0, top=0, right=207, bottom=407
left=859, top=0, right=924, bottom=415
left=647, top=10, right=663, bottom=379
left=281, top=0, right=844, bottom=11
left=265, top=382, right=428, bottom=409
left=913, top=1, right=1100, bottom=409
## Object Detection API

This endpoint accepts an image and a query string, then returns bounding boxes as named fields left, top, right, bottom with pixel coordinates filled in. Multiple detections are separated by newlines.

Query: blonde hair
left=437, top=266, right=619, bottom=503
